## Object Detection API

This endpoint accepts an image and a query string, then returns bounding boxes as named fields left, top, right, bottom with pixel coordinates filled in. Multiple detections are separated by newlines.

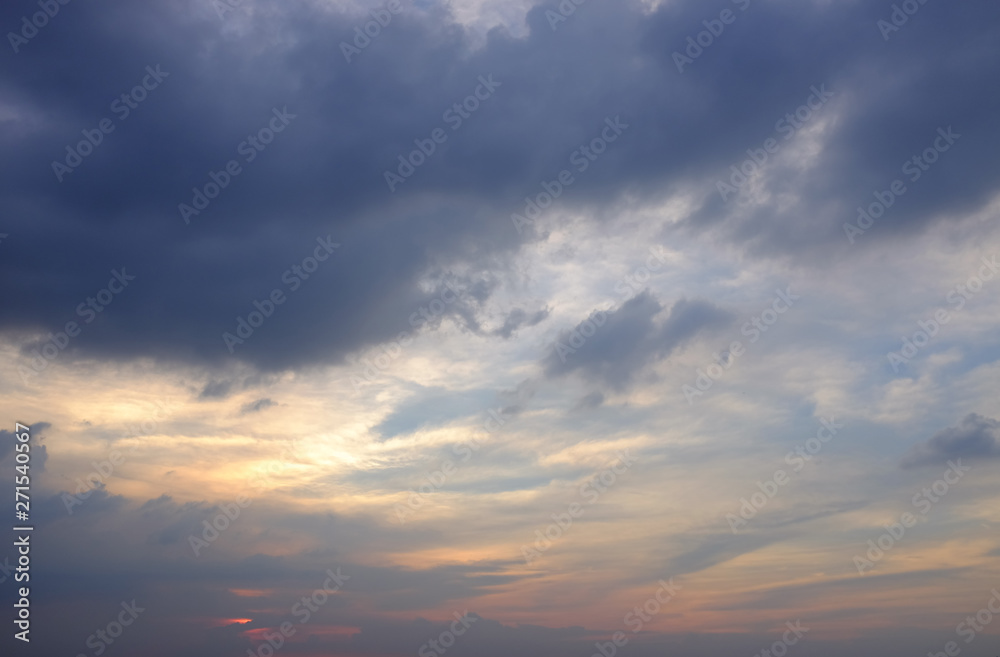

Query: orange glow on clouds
left=209, top=618, right=254, bottom=627
left=229, top=588, right=272, bottom=597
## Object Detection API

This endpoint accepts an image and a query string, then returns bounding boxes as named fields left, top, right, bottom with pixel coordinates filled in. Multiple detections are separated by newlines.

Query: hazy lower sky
left=2, top=0, right=1000, bottom=656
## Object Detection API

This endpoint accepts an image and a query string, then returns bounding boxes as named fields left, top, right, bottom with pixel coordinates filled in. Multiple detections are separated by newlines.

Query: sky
left=1, top=0, right=1000, bottom=655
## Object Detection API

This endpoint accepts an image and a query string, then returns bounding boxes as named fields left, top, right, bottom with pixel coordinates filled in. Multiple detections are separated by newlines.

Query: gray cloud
left=0, top=422, right=49, bottom=473
left=543, top=292, right=733, bottom=390
left=901, top=413, right=1000, bottom=468
left=492, top=306, right=550, bottom=339
left=240, top=398, right=276, bottom=414
left=2, top=1, right=1000, bottom=654
left=198, top=374, right=272, bottom=400
left=497, top=377, right=538, bottom=417
left=0, top=0, right=996, bottom=375
left=199, top=379, right=234, bottom=399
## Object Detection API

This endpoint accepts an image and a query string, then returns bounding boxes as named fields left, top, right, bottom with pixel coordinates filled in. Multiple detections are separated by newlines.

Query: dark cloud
left=198, top=374, right=271, bottom=399
left=240, top=397, right=276, bottom=414
left=199, top=379, right=234, bottom=399
left=543, top=292, right=733, bottom=390
left=3, top=1, right=999, bottom=654
left=497, top=377, right=538, bottom=416
left=901, top=413, right=1000, bottom=468
left=34, top=485, right=128, bottom=524
left=0, top=422, right=49, bottom=472
left=492, top=306, right=550, bottom=339
left=0, top=0, right=996, bottom=374
left=1, top=484, right=553, bottom=657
